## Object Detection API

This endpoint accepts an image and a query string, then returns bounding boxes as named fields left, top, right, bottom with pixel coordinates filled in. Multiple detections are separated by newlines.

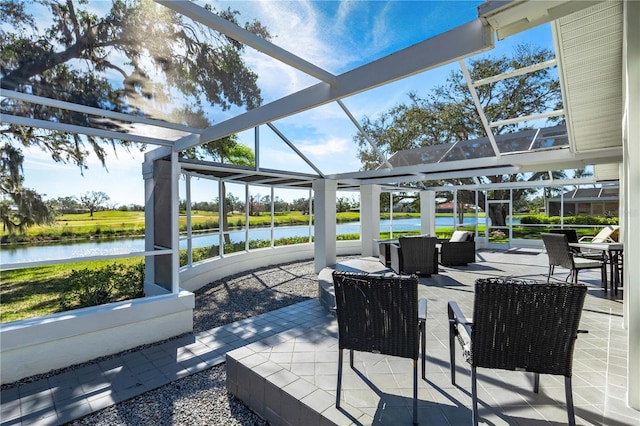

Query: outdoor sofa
left=437, top=230, right=476, bottom=266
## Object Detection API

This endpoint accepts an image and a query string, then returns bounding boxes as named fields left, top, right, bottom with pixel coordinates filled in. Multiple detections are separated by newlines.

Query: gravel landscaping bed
left=63, top=257, right=339, bottom=425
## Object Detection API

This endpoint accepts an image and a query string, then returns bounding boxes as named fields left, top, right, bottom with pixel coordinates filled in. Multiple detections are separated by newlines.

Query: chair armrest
left=389, top=243, right=402, bottom=274
left=447, top=301, right=472, bottom=337
left=578, top=235, right=595, bottom=242
left=447, top=301, right=472, bottom=367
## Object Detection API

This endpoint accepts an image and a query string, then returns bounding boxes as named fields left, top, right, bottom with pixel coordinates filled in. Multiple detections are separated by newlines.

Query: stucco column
left=142, top=147, right=175, bottom=295
left=360, top=184, right=381, bottom=257
left=623, top=0, right=639, bottom=409
left=420, top=190, right=436, bottom=236
left=313, top=179, right=337, bottom=273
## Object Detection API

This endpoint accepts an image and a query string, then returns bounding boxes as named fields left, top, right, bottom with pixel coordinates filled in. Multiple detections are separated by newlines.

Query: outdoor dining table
left=569, top=242, right=624, bottom=294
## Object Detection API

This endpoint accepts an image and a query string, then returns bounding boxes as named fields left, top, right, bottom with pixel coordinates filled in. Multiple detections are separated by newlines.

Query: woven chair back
left=549, top=229, right=579, bottom=243
left=398, top=236, right=437, bottom=266
left=541, top=232, right=575, bottom=270
left=471, top=278, right=587, bottom=376
left=332, top=271, right=419, bottom=360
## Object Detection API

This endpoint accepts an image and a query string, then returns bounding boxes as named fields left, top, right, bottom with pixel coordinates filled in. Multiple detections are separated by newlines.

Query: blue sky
left=18, top=1, right=553, bottom=205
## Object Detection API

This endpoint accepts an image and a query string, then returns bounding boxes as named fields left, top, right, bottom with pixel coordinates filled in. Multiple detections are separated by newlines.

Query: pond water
left=0, top=217, right=495, bottom=266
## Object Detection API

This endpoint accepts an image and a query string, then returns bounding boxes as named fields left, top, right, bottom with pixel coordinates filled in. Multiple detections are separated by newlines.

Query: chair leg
left=534, top=372, right=540, bottom=393
left=349, top=349, right=354, bottom=368
left=471, top=367, right=479, bottom=426
left=449, top=320, right=456, bottom=385
left=336, top=349, right=343, bottom=408
left=547, top=265, right=553, bottom=282
left=420, top=320, right=426, bottom=380
left=413, top=359, right=418, bottom=425
left=565, top=376, right=576, bottom=426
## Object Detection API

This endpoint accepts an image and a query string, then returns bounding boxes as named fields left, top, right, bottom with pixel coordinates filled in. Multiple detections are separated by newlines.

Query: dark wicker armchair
left=332, top=271, right=427, bottom=425
left=437, top=231, right=476, bottom=266
left=389, top=235, right=438, bottom=276
left=377, top=240, right=396, bottom=267
left=549, top=229, right=604, bottom=260
left=541, top=232, right=607, bottom=287
left=448, top=277, right=588, bottom=426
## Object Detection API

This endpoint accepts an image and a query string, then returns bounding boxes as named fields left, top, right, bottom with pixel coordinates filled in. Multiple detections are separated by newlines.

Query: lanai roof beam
left=176, top=19, right=494, bottom=152
left=155, top=1, right=336, bottom=85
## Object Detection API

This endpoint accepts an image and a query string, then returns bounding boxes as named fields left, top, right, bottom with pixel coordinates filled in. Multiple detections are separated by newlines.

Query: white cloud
left=298, top=136, right=351, bottom=157
left=21, top=145, right=145, bottom=206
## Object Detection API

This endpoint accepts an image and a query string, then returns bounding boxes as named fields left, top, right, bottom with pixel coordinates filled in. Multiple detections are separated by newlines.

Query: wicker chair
left=437, top=231, right=476, bottom=266
left=377, top=240, right=396, bottom=267
left=549, top=229, right=604, bottom=260
left=541, top=232, right=607, bottom=287
left=389, top=235, right=438, bottom=276
left=332, top=271, right=427, bottom=425
left=448, top=277, right=588, bottom=426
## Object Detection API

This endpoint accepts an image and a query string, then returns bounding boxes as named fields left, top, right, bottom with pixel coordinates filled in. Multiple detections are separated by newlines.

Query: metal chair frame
left=448, top=278, right=588, bottom=426
left=333, top=271, right=427, bottom=425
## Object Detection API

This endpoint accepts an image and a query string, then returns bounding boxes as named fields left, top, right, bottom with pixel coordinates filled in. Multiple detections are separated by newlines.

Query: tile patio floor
left=1, top=249, right=638, bottom=425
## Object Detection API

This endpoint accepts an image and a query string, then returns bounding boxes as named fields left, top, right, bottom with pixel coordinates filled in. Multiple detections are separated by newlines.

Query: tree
left=80, top=191, right=110, bottom=217
left=291, top=197, right=311, bottom=214
left=1, top=0, right=268, bottom=228
left=50, top=195, right=81, bottom=213
left=1, top=143, right=54, bottom=235
left=336, top=197, right=353, bottom=213
left=274, top=197, right=289, bottom=213
left=248, top=194, right=263, bottom=216
left=354, top=44, right=564, bottom=227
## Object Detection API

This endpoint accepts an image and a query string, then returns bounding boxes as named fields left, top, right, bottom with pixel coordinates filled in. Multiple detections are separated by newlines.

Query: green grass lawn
left=0, top=257, right=143, bottom=323
left=3, top=210, right=428, bottom=244
left=1, top=210, right=611, bottom=323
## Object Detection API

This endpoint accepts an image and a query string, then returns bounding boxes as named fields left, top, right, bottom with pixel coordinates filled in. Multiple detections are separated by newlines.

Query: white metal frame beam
left=337, top=100, right=393, bottom=169
left=1, top=90, right=202, bottom=136
left=2, top=114, right=175, bottom=147
left=266, top=123, right=325, bottom=177
left=329, top=144, right=622, bottom=185
left=458, top=60, right=502, bottom=158
left=155, top=0, right=336, bottom=84
left=176, top=19, right=494, bottom=151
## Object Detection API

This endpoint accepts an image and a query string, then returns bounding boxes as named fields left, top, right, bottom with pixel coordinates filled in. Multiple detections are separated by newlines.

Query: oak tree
left=354, top=44, right=563, bottom=226
left=0, top=0, right=268, bottom=231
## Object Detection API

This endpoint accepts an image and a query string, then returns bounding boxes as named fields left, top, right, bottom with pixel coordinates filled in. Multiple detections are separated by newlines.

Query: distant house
left=436, top=202, right=482, bottom=213
left=547, top=187, right=619, bottom=216
left=392, top=198, right=417, bottom=213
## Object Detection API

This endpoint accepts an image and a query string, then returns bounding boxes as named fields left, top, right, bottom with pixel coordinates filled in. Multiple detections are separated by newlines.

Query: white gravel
left=67, top=365, right=266, bottom=426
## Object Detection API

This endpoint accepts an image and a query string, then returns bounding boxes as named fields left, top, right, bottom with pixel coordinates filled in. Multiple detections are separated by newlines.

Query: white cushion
left=450, top=231, right=471, bottom=242
left=574, top=257, right=602, bottom=268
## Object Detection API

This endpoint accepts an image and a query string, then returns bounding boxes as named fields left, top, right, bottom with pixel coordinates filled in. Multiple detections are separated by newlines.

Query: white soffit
left=478, top=1, right=603, bottom=40
left=554, top=1, right=624, bottom=153
left=594, top=163, right=620, bottom=181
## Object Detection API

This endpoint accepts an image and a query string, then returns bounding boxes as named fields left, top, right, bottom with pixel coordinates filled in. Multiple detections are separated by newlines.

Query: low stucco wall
left=0, top=241, right=362, bottom=384
left=0, top=291, right=194, bottom=384
left=180, top=240, right=361, bottom=292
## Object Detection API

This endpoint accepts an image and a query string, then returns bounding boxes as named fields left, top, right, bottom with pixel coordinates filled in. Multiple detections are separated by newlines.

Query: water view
left=0, top=217, right=492, bottom=266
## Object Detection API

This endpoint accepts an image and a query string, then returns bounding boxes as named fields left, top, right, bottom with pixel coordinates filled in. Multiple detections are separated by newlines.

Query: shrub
left=60, top=262, right=145, bottom=311
left=520, top=214, right=618, bottom=226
